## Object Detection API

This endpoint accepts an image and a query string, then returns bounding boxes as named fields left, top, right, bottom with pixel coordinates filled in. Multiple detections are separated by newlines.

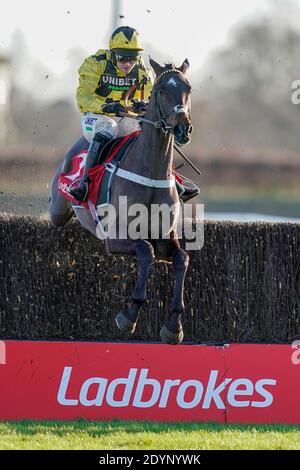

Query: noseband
left=138, top=69, right=190, bottom=135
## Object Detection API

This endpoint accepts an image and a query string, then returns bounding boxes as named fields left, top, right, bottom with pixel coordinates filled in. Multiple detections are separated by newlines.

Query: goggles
left=115, top=54, right=140, bottom=63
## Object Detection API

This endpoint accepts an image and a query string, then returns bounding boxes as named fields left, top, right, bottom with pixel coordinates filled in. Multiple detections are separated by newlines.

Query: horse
left=49, top=58, right=193, bottom=344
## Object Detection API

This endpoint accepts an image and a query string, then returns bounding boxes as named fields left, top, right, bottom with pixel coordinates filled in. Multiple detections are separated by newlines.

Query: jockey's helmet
left=109, top=26, right=143, bottom=59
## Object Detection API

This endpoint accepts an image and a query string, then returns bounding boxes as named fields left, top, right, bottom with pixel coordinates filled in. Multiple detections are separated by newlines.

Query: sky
left=0, top=0, right=279, bottom=75
left=1, top=0, right=300, bottom=105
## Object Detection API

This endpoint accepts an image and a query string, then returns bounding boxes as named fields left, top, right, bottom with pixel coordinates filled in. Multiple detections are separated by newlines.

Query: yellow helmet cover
left=109, top=26, right=143, bottom=54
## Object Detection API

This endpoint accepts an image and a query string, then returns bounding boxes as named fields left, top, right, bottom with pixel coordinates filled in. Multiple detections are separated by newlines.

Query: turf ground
left=0, top=421, right=300, bottom=450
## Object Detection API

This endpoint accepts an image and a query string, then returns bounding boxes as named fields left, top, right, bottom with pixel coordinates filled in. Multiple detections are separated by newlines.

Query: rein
left=124, top=69, right=189, bottom=134
left=121, top=68, right=202, bottom=176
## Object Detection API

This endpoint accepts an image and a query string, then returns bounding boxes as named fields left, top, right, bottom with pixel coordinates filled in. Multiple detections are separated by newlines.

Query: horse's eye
left=157, top=89, right=164, bottom=95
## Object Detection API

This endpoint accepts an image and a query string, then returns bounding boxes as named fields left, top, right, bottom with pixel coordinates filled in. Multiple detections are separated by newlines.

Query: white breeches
left=81, top=112, right=141, bottom=143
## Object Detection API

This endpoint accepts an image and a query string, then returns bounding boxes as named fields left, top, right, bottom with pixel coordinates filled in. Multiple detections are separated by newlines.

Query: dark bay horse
left=49, top=58, right=193, bottom=344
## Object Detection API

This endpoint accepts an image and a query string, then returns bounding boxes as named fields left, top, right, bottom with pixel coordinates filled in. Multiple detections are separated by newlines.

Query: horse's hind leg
left=154, top=236, right=189, bottom=344
left=49, top=167, right=74, bottom=226
left=106, top=238, right=155, bottom=335
left=49, top=137, right=88, bottom=226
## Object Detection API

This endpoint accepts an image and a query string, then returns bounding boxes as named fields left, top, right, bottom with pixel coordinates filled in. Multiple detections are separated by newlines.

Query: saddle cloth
left=58, top=131, right=140, bottom=209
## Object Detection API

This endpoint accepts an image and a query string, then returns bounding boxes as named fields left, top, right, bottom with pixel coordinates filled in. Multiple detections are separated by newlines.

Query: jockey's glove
left=102, top=102, right=125, bottom=116
left=131, top=99, right=147, bottom=114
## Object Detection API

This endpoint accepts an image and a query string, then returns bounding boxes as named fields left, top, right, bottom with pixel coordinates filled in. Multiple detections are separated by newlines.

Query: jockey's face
left=116, top=59, right=137, bottom=74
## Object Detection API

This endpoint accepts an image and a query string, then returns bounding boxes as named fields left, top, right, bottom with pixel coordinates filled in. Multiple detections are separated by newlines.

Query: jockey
left=68, top=25, right=199, bottom=202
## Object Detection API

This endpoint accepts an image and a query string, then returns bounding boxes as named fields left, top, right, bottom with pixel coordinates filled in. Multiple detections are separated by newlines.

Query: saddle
left=58, top=131, right=140, bottom=209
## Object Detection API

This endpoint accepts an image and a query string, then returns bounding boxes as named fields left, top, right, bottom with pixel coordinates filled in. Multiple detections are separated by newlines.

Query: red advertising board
left=0, top=341, right=299, bottom=423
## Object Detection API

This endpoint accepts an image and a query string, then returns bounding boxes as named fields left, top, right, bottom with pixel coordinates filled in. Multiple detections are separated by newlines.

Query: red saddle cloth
left=58, top=132, right=139, bottom=209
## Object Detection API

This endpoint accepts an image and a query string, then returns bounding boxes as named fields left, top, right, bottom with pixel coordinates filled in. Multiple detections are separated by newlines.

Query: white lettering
left=291, top=80, right=300, bottom=104
left=57, top=366, right=78, bottom=406
left=128, top=204, right=149, bottom=239
left=133, top=369, right=161, bottom=408
left=202, top=370, right=232, bottom=409
left=291, top=340, right=300, bottom=365
left=159, top=379, right=181, bottom=408
left=57, top=367, right=276, bottom=410
left=176, top=380, right=204, bottom=409
left=182, top=455, right=197, bottom=464
left=79, top=376, right=108, bottom=406
left=0, top=340, right=6, bottom=365
left=251, top=379, right=276, bottom=407
left=227, top=379, right=254, bottom=407
left=106, top=368, right=137, bottom=407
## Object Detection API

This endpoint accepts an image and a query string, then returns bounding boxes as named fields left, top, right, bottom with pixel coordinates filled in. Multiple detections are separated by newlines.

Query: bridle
left=121, top=66, right=201, bottom=177
left=138, top=69, right=190, bottom=135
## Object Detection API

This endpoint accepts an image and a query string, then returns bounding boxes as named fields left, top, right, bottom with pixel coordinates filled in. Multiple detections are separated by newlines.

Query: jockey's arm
left=76, top=56, right=107, bottom=114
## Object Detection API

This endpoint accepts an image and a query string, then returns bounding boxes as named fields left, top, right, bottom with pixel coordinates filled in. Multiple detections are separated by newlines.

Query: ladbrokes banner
left=0, top=341, right=299, bottom=423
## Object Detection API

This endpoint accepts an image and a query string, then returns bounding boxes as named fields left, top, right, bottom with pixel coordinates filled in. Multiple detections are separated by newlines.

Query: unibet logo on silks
left=101, top=75, right=137, bottom=91
left=57, top=367, right=277, bottom=409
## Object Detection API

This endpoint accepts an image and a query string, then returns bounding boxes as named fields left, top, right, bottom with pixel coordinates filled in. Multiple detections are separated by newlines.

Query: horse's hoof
left=115, top=311, right=137, bottom=334
left=160, top=325, right=184, bottom=345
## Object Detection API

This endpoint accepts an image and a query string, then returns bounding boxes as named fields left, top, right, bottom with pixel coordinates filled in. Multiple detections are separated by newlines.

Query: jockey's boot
left=68, top=132, right=111, bottom=202
left=176, top=179, right=200, bottom=203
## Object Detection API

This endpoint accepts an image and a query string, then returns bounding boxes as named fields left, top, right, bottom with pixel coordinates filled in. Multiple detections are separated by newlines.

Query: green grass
left=0, top=420, right=300, bottom=450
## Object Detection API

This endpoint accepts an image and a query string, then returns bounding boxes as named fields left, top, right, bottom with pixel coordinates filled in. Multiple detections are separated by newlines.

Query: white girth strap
left=106, top=163, right=176, bottom=189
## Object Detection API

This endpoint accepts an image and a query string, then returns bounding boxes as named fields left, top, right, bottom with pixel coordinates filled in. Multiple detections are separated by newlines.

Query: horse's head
left=149, top=58, right=193, bottom=147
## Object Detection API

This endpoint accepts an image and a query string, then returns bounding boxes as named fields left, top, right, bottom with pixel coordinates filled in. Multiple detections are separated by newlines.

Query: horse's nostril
left=174, top=123, right=192, bottom=146
left=173, top=126, right=182, bottom=140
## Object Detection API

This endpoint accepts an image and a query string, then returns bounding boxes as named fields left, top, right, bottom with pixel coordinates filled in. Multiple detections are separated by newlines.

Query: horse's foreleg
left=155, top=239, right=189, bottom=344
left=132, top=239, right=155, bottom=303
left=107, top=238, right=155, bottom=334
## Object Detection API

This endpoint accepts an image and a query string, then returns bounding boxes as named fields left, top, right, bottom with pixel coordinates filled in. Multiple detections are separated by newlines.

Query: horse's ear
left=178, top=58, right=189, bottom=74
left=149, top=57, right=164, bottom=77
